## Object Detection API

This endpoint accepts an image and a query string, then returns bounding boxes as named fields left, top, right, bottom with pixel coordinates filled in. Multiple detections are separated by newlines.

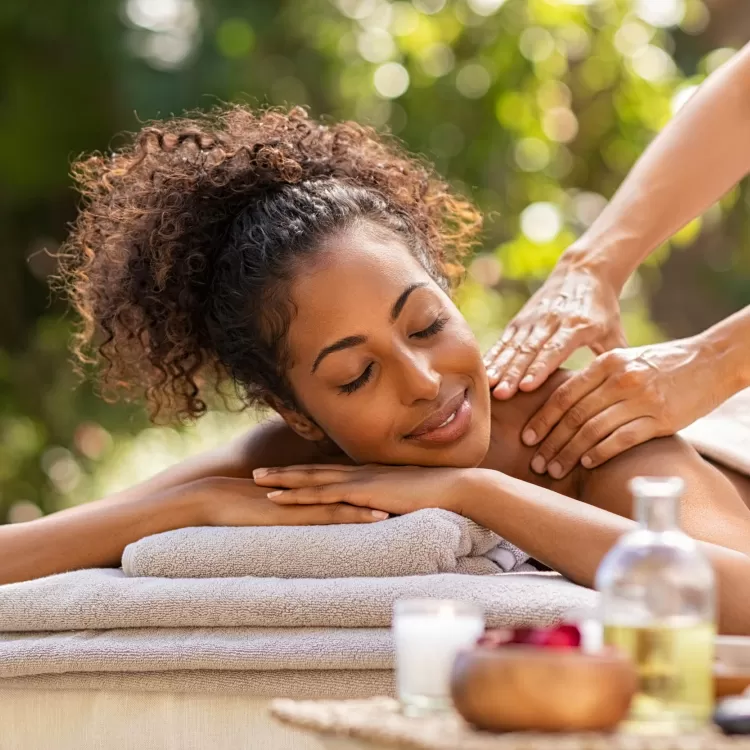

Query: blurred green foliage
left=0, top=0, right=748, bottom=521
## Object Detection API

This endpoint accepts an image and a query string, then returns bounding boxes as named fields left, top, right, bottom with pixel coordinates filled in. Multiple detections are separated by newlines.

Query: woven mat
left=270, top=697, right=749, bottom=750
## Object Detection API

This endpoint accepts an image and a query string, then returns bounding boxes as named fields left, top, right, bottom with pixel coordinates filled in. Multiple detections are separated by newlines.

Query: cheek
left=441, top=318, right=484, bottom=374
left=308, top=394, right=396, bottom=461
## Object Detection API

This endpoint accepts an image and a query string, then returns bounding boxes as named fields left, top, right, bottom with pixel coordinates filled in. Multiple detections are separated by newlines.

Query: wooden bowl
left=715, top=671, right=750, bottom=698
left=451, top=645, right=637, bottom=733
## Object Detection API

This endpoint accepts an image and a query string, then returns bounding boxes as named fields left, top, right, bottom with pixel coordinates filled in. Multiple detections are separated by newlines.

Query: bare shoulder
left=231, top=415, right=349, bottom=473
left=485, top=370, right=578, bottom=497
left=488, top=370, right=572, bottom=438
left=580, top=434, right=750, bottom=554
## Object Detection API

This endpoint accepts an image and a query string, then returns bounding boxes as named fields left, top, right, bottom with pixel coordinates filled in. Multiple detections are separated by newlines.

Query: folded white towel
left=0, top=569, right=595, bottom=632
left=122, top=509, right=529, bottom=579
left=0, top=627, right=393, bottom=678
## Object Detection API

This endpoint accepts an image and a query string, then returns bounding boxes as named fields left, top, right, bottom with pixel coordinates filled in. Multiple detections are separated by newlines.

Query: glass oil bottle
left=596, top=476, right=715, bottom=734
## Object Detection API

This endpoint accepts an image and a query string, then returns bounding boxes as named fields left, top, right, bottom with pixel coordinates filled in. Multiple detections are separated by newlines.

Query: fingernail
left=522, top=429, right=537, bottom=446
left=267, top=490, right=283, bottom=498
left=520, top=375, right=534, bottom=387
left=497, top=382, right=511, bottom=396
left=253, top=469, right=268, bottom=479
left=371, top=510, right=389, bottom=520
left=581, top=456, right=593, bottom=469
left=548, top=462, right=562, bottom=479
left=531, top=456, right=546, bottom=474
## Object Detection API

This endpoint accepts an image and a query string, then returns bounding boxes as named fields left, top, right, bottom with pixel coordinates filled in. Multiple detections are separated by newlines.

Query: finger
left=496, top=322, right=557, bottom=398
left=485, top=327, right=520, bottom=387
left=540, top=401, right=638, bottom=479
left=500, top=324, right=517, bottom=345
left=268, top=482, right=363, bottom=506
left=253, top=464, right=361, bottom=488
left=516, top=325, right=581, bottom=393
left=490, top=327, right=532, bottom=399
left=580, top=417, right=660, bottom=469
left=483, top=340, right=505, bottom=386
left=522, top=359, right=609, bottom=449
left=529, top=383, right=624, bottom=475
left=282, top=503, right=388, bottom=525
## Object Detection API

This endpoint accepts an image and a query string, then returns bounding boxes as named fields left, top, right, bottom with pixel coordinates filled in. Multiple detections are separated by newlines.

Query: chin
left=421, top=429, right=490, bottom=468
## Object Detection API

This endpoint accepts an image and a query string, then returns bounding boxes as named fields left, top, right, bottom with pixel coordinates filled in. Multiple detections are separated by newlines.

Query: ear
left=265, top=395, right=326, bottom=443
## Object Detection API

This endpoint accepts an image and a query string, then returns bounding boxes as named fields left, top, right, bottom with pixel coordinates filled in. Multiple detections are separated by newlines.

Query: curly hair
left=57, top=105, right=483, bottom=422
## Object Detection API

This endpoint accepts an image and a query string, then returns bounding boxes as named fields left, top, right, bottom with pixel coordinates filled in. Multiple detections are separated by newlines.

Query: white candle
left=393, top=599, right=484, bottom=715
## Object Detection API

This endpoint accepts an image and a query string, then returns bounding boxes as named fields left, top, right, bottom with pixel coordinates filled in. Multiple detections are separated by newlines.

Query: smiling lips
left=405, top=389, right=472, bottom=445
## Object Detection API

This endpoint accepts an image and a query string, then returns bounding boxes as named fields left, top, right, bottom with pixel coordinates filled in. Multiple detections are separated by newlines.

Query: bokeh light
left=467, top=0, right=508, bottom=16
left=357, top=29, right=397, bottom=63
left=455, top=63, right=491, bottom=98
left=374, top=62, right=410, bottom=98
left=635, top=0, right=686, bottom=29
left=521, top=203, right=564, bottom=244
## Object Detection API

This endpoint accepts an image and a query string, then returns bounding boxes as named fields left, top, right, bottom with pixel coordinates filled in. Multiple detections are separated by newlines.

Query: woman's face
left=282, top=223, right=491, bottom=467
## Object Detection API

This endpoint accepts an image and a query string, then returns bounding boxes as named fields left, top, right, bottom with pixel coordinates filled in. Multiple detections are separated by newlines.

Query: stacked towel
left=0, top=509, right=595, bottom=697
left=0, top=569, right=597, bottom=694
left=122, top=508, right=529, bottom=578
left=0, top=509, right=597, bottom=698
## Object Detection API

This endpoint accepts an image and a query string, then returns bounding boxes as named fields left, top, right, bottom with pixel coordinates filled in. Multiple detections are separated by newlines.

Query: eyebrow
left=310, top=282, right=428, bottom=374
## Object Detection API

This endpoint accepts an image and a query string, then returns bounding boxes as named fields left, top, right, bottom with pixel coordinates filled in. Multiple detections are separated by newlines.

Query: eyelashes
left=339, top=363, right=374, bottom=394
left=337, top=316, right=449, bottom=395
left=410, top=316, right=448, bottom=339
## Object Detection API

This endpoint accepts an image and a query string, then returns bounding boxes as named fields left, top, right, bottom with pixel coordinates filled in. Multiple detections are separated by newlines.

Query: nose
left=396, top=349, right=441, bottom=405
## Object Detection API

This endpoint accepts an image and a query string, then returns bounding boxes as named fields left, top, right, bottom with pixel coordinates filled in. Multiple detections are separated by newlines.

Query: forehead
left=286, top=226, right=434, bottom=361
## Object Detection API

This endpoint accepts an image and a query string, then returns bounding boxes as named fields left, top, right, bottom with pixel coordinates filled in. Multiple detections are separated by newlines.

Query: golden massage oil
left=596, top=477, right=716, bottom=734
left=603, top=621, right=714, bottom=731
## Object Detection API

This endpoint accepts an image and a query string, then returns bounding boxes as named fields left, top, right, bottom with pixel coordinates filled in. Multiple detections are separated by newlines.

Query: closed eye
left=339, top=363, right=374, bottom=394
left=411, top=316, right=448, bottom=339
left=337, top=316, right=447, bottom=394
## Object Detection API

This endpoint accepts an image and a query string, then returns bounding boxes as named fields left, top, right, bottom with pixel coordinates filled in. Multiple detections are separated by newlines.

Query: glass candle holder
left=393, top=599, right=485, bottom=717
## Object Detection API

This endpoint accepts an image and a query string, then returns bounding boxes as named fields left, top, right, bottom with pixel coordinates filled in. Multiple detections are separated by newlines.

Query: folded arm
left=0, top=419, right=355, bottom=585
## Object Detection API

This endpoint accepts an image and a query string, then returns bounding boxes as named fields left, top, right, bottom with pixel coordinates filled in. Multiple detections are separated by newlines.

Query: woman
left=3, top=106, right=750, bottom=634
left=485, top=42, right=750, bottom=479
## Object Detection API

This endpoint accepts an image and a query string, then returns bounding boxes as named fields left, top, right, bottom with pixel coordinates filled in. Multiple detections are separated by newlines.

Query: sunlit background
left=1, top=0, right=749, bottom=523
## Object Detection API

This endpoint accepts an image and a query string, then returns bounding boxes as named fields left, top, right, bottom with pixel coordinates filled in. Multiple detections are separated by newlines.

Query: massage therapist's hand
left=252, top=464, right=480, bottom=517
left=182, top=476, right=387, bottom=526
left=484, top=253, right=627, bottom=399
left=521, top=338, right=725, bottom=478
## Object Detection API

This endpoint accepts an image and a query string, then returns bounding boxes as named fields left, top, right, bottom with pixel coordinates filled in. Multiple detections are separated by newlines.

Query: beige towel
left=0, top=627, right=391, bottom=678
left=681, top=386, right=750, bottom=476
left=0, top=569, right=597, bottom=632
left=122, top=509, right=528, bottom=578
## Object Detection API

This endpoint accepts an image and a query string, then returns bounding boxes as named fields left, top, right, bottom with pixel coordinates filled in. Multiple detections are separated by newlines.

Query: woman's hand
left=520, top=337, right=724, bottom=478
left=251, top=464, right=479, bottom=517
left=184, top=476, right=387, bottom=526
left=484, top=256, right=627, bottom=399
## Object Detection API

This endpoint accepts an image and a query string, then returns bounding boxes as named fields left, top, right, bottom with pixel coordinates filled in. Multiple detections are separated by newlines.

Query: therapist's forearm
left=568, top=43, right=750, bottom=291
left=696, top=305, right=750, bottom=398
